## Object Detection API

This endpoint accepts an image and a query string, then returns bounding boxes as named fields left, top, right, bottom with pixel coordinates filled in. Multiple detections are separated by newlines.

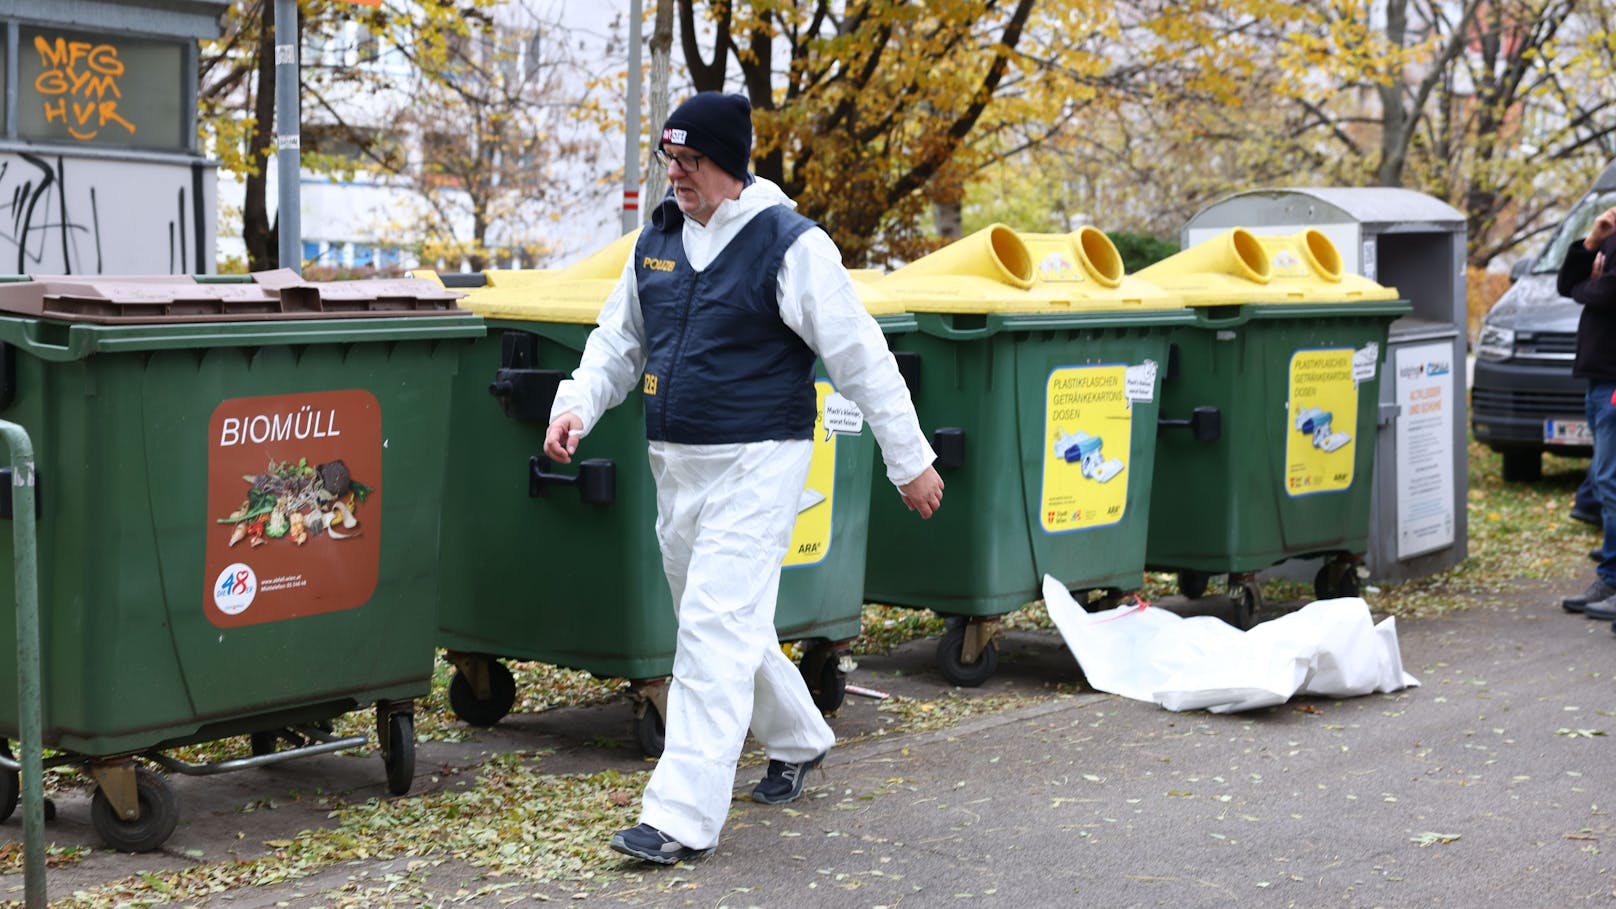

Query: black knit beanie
left=660, top=92, right=753, bottom=182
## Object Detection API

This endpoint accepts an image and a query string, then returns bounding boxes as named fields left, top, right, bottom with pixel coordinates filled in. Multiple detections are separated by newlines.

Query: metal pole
left=621, top=0, right=643, bottom=234
left=0, top=421, right=43, bottom=907
left=274, top=0, right=302, bottom=274
left=646, top=0, right=672, bottom=209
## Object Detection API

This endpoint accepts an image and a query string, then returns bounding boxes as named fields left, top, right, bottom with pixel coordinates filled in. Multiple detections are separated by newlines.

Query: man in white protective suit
left=542, top=91, right=944, bottom=865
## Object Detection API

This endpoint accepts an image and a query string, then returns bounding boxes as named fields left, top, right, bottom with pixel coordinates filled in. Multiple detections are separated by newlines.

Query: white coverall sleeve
left=548, top=258, right=648, bottom=431
left=777, top=229, right=936, bottom=488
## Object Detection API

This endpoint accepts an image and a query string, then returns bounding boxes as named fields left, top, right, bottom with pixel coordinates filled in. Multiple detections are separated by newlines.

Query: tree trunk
left=677, top=0, right=728, bottom=92
left=645, top=0, right=674, bottom=213
left=934, top=201, right=962, bottom=242
left=243, top=0, right=280, bottom=270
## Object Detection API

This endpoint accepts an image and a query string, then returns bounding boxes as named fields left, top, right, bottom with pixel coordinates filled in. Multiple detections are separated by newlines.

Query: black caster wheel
left=1313, top=562, right=1361, bottom=600
left=1229, top=582, right=1262, bottom=630
left=448, top=659, right=518, bottom=727
left=250, top=730, right=286, bottom=756
left=936, top=623, right=998, bottom=687
left=0, top=741, right=17, bottom=824
left=381, top=711, right=415, bottom=796
left=1178, top=570, right=1211, bottom=599
left=90, top=768, right=178, bottom=853
left=633, top=701, right=666, bottom=758
left=800, top=644, right=847, bottom=714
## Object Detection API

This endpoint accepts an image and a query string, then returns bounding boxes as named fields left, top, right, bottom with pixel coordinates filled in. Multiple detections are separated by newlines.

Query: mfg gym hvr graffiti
left=33, top=34, right=138, bottom=142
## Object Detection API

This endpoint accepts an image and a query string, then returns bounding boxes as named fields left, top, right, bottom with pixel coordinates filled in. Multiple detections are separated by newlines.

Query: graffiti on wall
left=0, top=153, right=212, bottom=274
left=32, top=36, right=138, bottom=143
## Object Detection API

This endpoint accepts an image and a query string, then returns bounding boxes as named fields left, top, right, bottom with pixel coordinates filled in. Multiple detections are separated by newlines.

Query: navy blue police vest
left=636, top=198, right=819, bottom=443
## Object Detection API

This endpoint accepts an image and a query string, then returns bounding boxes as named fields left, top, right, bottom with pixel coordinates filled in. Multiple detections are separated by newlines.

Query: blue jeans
left=1588, top=382, right=1616, bottom=584
left=1577, top=463, right=1602, bottom=518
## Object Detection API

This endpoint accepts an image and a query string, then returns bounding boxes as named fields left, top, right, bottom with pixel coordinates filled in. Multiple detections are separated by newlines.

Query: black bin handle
left=1158, top=406, right=1222, bottom=442
left=529, top=456, right=616, bottom=505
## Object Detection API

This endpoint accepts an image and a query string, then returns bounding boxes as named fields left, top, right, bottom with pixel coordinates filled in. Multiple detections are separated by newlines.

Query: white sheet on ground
left=1042, top=575, right=1419, bottom=713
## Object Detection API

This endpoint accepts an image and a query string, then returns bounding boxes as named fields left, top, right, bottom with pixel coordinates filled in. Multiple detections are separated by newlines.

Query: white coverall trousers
left=638, top=438, right=837, bottom=850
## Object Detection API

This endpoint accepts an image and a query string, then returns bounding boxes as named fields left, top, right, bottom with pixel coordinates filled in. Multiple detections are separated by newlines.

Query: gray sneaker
left=1562, top=579, right=1616, bottom=613
left=608, top=823, right=715, bottom=865
left=750, top=751, right=827, bottom=805
left=1586, top=593, right=1616, bottom=621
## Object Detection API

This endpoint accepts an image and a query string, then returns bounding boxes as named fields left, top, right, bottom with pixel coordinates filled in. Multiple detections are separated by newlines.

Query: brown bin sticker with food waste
left=203, top=390, right=382, bottom=627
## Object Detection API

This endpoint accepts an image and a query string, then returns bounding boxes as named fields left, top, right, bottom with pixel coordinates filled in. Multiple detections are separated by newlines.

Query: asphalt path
left=5, top=567, right=1616, bottom=907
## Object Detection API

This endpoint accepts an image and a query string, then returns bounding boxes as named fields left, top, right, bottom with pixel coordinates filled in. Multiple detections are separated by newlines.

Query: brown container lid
left=0, top=269, right=469, bottom=324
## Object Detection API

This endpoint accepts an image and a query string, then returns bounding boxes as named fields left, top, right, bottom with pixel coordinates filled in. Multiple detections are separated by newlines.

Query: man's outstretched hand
left=899, top=466, right=944, bottom=519
left=543, top=412, right=584, bottom=464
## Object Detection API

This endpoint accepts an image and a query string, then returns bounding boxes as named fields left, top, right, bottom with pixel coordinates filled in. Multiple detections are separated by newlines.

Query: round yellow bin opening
left=1230, top=228, right=1273, bottom=283
left=1074, top=226, right=1124, bottom=288
left=1301, top=229, right=1344, bottom=282
left=987, top=224, right=1036, bottom=288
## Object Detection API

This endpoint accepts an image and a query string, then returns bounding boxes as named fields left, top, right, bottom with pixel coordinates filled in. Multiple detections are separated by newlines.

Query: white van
left=1471, top=160, right=1616, bottom=480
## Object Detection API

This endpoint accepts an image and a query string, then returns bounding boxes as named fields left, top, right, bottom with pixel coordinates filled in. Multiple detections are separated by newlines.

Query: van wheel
left=1501, top=449, right=1541, bottom=482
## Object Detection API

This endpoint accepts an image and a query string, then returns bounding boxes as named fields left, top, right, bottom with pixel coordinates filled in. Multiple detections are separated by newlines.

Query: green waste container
left=426, top=237, right=885, bottom=756
left=862, top=225, right=1194, bottom=686
left=1138, top=228, right=1412, bottom=625
left=0, top=273, right=482, bottom=852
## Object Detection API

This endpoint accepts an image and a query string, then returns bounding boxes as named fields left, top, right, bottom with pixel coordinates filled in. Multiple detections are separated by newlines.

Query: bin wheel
left=633, top=702, right=666, bottom=758
left=448, top=660, right=518, bottom=727
left=250, top=730, right=281, bottom=756
left=1313, top=562, right=1361, bottom=600
left=800, top=644, right=847, bottom=715
left=90, top=768, right=177, bottom=853
left=382, top=712, right=415, bottom=796
left=1229, top=583, right=1262, bottom=630
left=0, top=741, right=17, bottom=824
left=937, top=624, right=999, bottom=688
left=1178, top=571, right=1211, bottom=600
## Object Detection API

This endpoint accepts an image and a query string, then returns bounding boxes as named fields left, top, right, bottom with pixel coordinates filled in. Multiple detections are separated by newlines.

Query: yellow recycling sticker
left=1285, top=347, right=1357, bottom=496
left=1041, top=364, right=1134, bottom=532
left=785, top=380, right=839, bottom=567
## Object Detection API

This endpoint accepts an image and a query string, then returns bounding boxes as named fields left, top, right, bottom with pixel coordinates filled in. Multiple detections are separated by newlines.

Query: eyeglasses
left=654, top=148, right=705, bottom=172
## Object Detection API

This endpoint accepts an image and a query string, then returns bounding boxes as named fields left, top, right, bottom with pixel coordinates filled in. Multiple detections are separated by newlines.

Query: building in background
left=214, top=1, right=631, bottom=275
left=0, top=0, right=223, bottom=274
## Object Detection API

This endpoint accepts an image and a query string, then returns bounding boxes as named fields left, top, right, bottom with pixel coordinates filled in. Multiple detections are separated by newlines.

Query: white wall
left=0, top=149, right=215, bottom=275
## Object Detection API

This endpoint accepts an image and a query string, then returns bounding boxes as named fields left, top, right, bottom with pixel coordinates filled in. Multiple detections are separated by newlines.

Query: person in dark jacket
left=1557, top=205, right=1616, bottom=619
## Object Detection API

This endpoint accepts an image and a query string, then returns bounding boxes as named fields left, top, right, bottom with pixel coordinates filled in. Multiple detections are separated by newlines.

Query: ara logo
left=1270, top=249, right=1302, bottom=273
left=1038, top=252, right=1078, bottom=280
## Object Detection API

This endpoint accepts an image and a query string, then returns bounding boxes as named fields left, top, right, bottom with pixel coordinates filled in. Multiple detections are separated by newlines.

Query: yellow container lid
left=878, top=224, right=1182, bottom=313
left=1257, top=230, right=1400, bottom=302
left=1136, top=227, right=1399, bottom=305
left=1017, top=228, right=1180, bottom=311
left=422, top=228, right=905, bottom=321
left=847, top=269, right=906, bottom=316
left=1134, top=227, right=1277, bottom=306
left=874, top=224, right=1042, bottom=313
left=440, top=231, right=639, bottom=324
